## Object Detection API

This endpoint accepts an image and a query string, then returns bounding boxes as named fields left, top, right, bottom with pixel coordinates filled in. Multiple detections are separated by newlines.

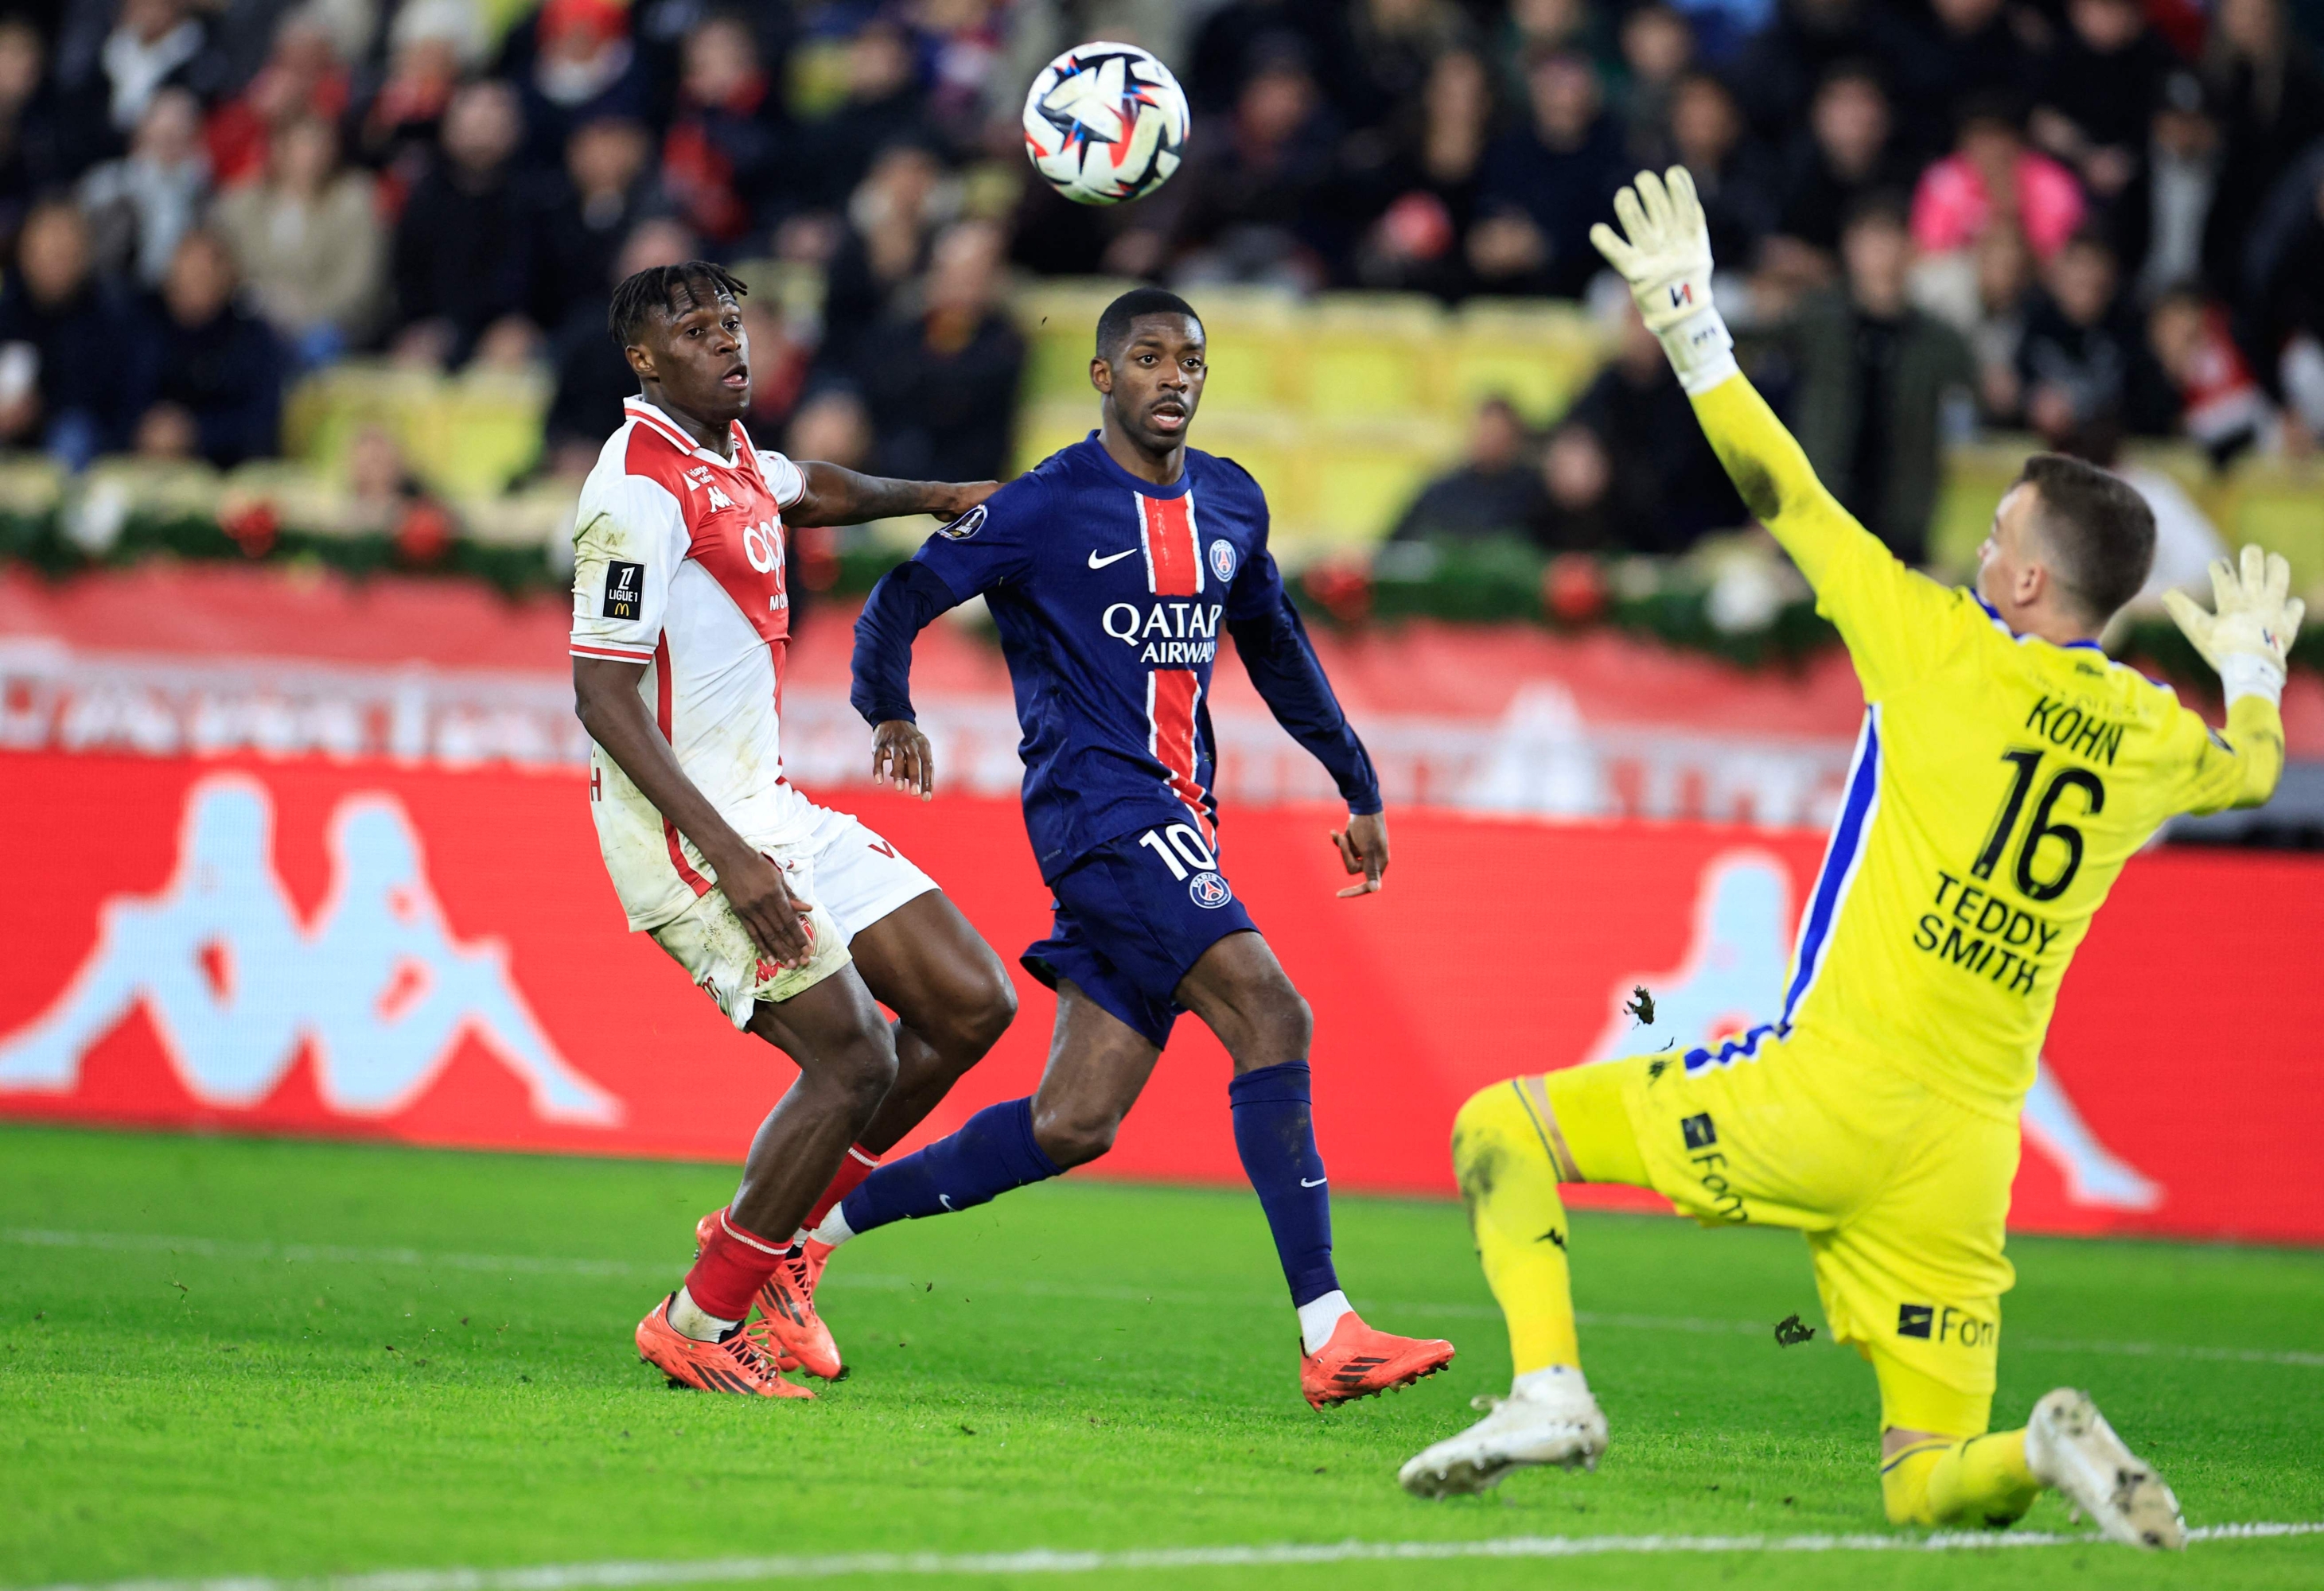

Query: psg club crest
left=1188, top=871, right=1232, bottom=909
left=1208, top=540, right=1236, bottom=582
left=937, top=505, right=986, bottom=541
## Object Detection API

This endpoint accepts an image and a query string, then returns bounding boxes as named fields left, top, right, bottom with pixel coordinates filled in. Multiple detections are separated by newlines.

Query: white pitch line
left=10, top=1227, right=2324, bottom=1369
left=12, top=1521, right=2322, bottom=1591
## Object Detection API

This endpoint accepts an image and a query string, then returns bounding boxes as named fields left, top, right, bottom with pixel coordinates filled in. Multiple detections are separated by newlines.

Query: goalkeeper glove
left=2162, top=544, right=2306, bottom=709
left=1588, top=166, right=1737, bottom=395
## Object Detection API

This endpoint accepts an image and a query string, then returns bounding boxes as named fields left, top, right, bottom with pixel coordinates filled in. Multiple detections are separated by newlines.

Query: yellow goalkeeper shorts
left=1605, top=1029, right=2021, bottom=1435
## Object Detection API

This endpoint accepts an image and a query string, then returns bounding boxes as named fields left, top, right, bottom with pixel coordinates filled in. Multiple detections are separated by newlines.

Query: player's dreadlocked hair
left=608, top=262, right=749, bottom=349
left=2014, top=453, right=2157, bottom=624
left=1095, top=287, right=1201, bottom=363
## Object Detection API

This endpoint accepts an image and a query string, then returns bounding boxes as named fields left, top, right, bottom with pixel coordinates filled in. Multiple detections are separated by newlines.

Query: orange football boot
left=1300, top=1313, right=1455, bottom=1409
left=694, top=1209, right=844, bottom=1379
left=635, top=1293, right=814, bottom=1398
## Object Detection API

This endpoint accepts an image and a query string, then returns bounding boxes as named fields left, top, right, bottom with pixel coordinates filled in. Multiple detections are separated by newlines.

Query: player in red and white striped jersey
left=570, top=261, right=1014, bottom=1395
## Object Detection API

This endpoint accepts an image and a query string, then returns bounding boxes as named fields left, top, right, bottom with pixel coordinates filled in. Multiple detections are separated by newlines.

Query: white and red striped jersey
left=570, top=396, right=811, bottom=930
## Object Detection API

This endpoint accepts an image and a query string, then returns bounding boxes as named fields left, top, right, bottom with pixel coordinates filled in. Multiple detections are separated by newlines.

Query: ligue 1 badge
left=1188, top=871, right=1232, bottom=909
left=1209, top=539, right=1236, bottom=582
left=937, top=505, right=987, bottom=541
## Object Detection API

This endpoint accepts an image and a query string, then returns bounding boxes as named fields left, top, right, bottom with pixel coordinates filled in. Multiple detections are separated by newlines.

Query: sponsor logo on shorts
left=1189, top=871, right=1233, bottom=908
left=603, top=560, right=644, bottom=619
left=936, top=505, right=986, bottom=541
left=1680, top=1112, right=1718, bottom=1149
left=1897, top=1301, right=1995, bottom=1348
left=1209, top=539, right=1236, bottom=581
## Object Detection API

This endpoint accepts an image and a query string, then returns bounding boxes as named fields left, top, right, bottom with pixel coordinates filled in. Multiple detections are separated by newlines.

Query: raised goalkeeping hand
left=2162, top=545, right=2306, bottom=707
left=1587, top=165, right=1737, bottom=395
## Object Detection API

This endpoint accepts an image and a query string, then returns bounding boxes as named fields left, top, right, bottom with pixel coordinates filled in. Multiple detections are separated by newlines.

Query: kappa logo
left=0, top=775, right=618, bottom=1123
left=1208, top=539, right=1236, bottom=582
left=1188, top=871, right=1233, bottom=909
left=936, top=505, right=987, bottom=541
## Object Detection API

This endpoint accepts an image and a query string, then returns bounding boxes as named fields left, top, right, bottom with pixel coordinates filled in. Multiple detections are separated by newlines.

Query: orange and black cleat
left=694, top=1210, right=844, bottom=1379
left=1300, top=1314, right=1455, bottom=1410
left=636, top=1293, right=814, bottom=1398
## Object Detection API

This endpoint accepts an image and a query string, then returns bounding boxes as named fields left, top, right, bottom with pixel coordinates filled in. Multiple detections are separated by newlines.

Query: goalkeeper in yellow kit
left=1398, top=169, right=2303, bottom=1549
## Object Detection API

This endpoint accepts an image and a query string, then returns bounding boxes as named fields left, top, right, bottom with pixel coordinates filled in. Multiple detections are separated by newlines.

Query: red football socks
left=803, top=1145, right=880, bottom=1233
left=682, top=1209, right=789, bottom=1321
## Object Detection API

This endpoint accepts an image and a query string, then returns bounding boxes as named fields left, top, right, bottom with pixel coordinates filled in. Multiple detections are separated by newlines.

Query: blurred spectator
left=203, top=9, right=349, bottom=190
left=1911, top=99, right=2085, bottom=263
left=1617, top=5, right=1695, bottom=167
left=1390, top=396, right=1550, bottom=543
left=1666, top=72, right=1779, bottom=269
left=80, top=85, right=208, bottom=287
left=2200, top=0, right=2324, bottom=300
left=1918, top=222, right=2038, bottom=420
left=531, top=116, right=660, bottom=339
left=0, top=200, right=152, bottom=466
left=134, top=230, right=283, bottom=469
left=1890, top=0, right=2038, bottom=161
left=2249, top=148, right=2324, bottom=443
left=1474, top=49, right=1626, bottom=297
left=543, top=216, right=693, bottom=478
left=391, top=80, right=531, bottom=368
left=212, top=114, right=383, bottom=364
left=1555, top=309, right=1748, bottom=553
left=856, top=218, right=1023, bottom=483
left=2123, top=72, right=2219, bottom=300
left=2030, top=0, right=2177, bottom=208
left=93, top=0, right=223, bottom=143
left=1732, top=0, right=1906, bottom=145
left=2015, top=231, right=2169, bottom=441
left=355, top=0, right=476, bottom=180
left=661, top=15, right=783, bottom=249
left=740, top=292, right=814, bottom=440
left=1148, top=45, right=1340, bottom=290
left=0, top=20, right=77, bottom=247
left=1353, top=48, right=1492, bottom=297
left=2147, top=285, right=2279, bottom=460
left=1323, top=0, right=1472, bottom=137
left=512, top=0, right=654, bottom=173
left=1765, top=62, right=1913, bottom=282
left=1188, top=0, right=1336, bottom=115
left=1531, top=421, right=1617, bottom=547
left=1786, top=197, right=1974, bottom=562
left=823, top=142, right=950, bottom=375
left=784, top=385, right=874, bottom=472
left=804, top=21, right=926, bottom=213
left=1493, top=0, right=1598, bottom=95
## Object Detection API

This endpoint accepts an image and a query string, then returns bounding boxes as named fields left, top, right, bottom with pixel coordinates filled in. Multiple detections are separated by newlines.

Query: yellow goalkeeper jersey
left=1689, top=375, right=2286, bottom=1119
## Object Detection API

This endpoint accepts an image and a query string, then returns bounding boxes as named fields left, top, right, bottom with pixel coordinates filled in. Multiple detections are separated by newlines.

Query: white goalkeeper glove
left=2162, top=544, right=2306, bottom=708
left=1588, top=166, right=1737, bottom=395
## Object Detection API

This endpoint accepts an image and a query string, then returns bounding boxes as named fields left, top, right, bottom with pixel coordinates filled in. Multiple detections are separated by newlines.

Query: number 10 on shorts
left=1137, top=824, right=1216, bottom=880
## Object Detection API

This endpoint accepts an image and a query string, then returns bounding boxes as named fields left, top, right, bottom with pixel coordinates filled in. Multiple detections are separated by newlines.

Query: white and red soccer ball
left=1022, top=41, right=1189, bottom=206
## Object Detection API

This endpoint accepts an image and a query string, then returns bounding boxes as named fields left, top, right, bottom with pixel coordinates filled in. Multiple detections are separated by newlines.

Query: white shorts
left=646, top=802, right=940, bottom=1030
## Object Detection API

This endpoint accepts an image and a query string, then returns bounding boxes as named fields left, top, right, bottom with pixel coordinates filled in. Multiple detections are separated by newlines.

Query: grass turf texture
left=2, top=1126, right=2319, bottom=1591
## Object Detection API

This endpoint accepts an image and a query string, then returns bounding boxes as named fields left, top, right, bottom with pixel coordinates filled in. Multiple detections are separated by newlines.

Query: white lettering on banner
left=1575, top=847, right=2160, bottom=1213
left=0, top=645, right=1863, bottom=827
left=0, top=774, right=621, bottom=1124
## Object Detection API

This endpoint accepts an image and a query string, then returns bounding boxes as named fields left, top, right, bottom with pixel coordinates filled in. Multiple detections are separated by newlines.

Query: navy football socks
left=1228, top=1060, right=1341, bottom=1308
left=835, top=1097, right=1061, bottom=1236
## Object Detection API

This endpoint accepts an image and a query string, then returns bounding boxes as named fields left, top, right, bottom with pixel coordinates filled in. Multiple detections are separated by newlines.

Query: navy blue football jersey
left=854, top=434, right=1379, bottom=879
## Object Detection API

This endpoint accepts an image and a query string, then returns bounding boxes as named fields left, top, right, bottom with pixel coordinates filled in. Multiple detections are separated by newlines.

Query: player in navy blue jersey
left=823, top=288, right=1454, bottom=1407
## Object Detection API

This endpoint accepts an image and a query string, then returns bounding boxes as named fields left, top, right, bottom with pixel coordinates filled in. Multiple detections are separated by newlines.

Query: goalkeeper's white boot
left=2023, top=1388, right=2185, bottom=1550
left=1398, top=1366, right=1606, bottom=1498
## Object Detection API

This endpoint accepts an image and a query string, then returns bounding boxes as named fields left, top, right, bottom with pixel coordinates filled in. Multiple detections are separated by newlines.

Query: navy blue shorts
left=1021, top=820, right=1258, bottom=1051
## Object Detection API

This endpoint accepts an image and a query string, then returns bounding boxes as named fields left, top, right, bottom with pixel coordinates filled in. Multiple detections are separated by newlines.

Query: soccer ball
left=1022, top=42, right=1189, bottom=206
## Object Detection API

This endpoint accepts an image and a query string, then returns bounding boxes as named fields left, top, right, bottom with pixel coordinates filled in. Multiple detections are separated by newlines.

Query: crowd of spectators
left=0, top=0, right=2312, bottom=568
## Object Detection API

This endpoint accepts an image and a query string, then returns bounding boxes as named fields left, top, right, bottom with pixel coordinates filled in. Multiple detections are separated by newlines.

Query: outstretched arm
left=1590, top=166, right=1961, bottom=694
left=2164, top=546, right=2300, bottom=813
left=1226, top=550, right=1388, bottom=893
left=850, top=562, right=963, bottom=798
left=785, top=461, right=995, bottom=529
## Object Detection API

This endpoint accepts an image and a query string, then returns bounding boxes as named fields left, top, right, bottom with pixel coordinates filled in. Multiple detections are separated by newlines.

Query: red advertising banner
left=1, top=751, right=2318, bottom=1243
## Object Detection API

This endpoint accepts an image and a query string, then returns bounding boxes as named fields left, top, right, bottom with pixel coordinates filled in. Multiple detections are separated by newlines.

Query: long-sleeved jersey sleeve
left=1224, top=542, right=1383, bottom=815
left=2169, top=694, right=2287, bottom=815
left=1689, top=372, right=1970, bottom=701
left=848, top=478, right=1041, bottom=725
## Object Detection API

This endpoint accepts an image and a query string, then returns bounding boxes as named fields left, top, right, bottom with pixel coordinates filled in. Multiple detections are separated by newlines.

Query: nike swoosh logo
left=1301, top=1177, right=1327, bottom=1188
left=939, top=1194, right=954, bottom=1210
left=1088, top=547, right=1139, bottom=569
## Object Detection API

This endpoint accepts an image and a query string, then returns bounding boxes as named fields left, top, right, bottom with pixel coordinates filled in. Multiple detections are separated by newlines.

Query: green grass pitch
left=2, top=1125, right=2319, bottom=1591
